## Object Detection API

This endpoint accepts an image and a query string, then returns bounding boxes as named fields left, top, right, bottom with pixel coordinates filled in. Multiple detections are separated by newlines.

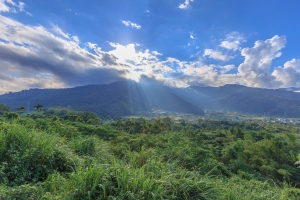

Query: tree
left=17, top=106, right=26, bottom=114
left=5, top=112, right=19, bottom=119
left=34, top=104, right=43, bottom=112
left=64, top=114, right=83, bottom=122
left=0, top=104, right=11, bottom=116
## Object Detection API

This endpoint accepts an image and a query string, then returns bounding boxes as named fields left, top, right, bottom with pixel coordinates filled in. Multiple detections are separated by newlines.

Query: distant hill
left=279, top=87, right=300, bottom=93
left=0, top=81, right=204, bottom=116
left=1, top=81, right=300, bottom=117
left=172, top=84, right=300, bottom=117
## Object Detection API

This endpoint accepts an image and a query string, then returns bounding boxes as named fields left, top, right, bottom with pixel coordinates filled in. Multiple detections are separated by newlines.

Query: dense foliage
left=0, top=107, right=300, bottom=199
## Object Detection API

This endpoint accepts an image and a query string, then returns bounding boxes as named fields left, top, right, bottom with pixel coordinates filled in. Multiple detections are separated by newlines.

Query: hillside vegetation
left=3, top=81, right=300, bottom=117
left=0, top=81, right=204, bottom=116
left=0, top=107, right=300, bottom=199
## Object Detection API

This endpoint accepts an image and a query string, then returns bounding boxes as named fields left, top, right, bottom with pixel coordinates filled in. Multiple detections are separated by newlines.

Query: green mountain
left=172, top=84, right=300, bottom=117
left=0, top=81, right=204, bottom=116
left=1, top=81, right=300, bottom=117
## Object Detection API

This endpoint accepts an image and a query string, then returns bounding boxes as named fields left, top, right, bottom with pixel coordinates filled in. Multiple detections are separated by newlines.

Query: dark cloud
left=0, top=15, right=131, bottom=92
left=0, top=22, right=128, bottom=89
left=62, top=68, right=128, bottom=86
left=0, top=42, right=128, bottom=87
left=101, top=53, right=118, bottom=66
left=0, top=73, right=14, bottom=82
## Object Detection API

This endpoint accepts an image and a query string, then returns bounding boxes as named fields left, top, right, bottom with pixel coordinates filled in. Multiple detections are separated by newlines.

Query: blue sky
left=0, top=0, right=300, bottom=93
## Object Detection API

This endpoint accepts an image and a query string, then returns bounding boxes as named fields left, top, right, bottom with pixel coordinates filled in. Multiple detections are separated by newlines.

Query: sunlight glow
left=125, top=70, right=141, bottom=82
left=109, top=43, right=137, bottom=63
left=109, top=43, right=142, bottom=82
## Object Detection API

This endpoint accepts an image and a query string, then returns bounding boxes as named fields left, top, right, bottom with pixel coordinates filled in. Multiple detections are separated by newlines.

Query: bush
left=0, top=104, right=10, bottom=116
left=5, top=112, right=19, bottom=120
left=0, top=122, right=78, bottom=186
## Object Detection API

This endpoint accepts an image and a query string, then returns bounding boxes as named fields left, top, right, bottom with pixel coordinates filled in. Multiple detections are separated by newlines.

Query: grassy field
left=0, top=109, right=300, bottom=199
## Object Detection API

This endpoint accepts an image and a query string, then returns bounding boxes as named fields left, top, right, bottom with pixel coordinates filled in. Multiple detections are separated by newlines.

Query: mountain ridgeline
left=1, top=81, right=300, bottom=117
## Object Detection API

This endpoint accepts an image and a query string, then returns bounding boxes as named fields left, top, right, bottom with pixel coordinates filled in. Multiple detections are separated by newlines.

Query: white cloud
left=189, top=31, right=196, bottom=39
left=121, top=20, right=141, bottom=29
left=87, top=42, right=98, bottom=49
left=220, top=64, right=235, bottom=74
left=178, top=62, right=238, bottom=87
left=107, top=42, right=173, bottom=81
left=0, top=14, right=299, bottom=92
left=17, top=1, right=24, bottom=11
left=179, top=0, right=194, bottom=9
left=51, top=25, right=70, bottom=39
left=0, top=15, right=178, bottom=92
left=167, top=35, right=296, bottom=89
left=237, top=35, right=286, bottom=88
left=0, top=69, right=64, bottom=93
left=0, top=0, right=31, bottom=15
left=220, top=41, right=240, bottom=51
left=109, top=43, right=137, bottom=63
left=18, top=2, right=32, bottom=16
left=5, top=0, right=15, bottom=6
left=203, top=49, right=233, bottom=61
left=72, top=36, right=79, bottom=43
left=0, top=15, right=131, bottom=93
left=0, top=0, right=14, bottom=12
left=219, top=32, right=245, bottom=51
left=272, top=59, right=300, bottom=87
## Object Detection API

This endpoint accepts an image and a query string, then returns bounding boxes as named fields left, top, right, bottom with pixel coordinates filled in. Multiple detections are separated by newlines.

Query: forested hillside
left=2, top=81, right=300, bottom=117
left=0, top=106, right=300, bottom=199
left=0, top=81, right=204, bottom=116
left=173, top=84, right=300, bottom=117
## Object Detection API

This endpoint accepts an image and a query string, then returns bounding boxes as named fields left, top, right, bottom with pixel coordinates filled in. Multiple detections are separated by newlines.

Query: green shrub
left=0, top=104, right=10, bottom=116
left=5, top=112, right=19, bottom=120
left=0, top=122, right=78, bottom=186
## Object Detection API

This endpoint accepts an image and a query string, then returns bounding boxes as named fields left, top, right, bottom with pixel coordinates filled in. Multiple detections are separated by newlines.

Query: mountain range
left=1, top=81, right=300, bottom=117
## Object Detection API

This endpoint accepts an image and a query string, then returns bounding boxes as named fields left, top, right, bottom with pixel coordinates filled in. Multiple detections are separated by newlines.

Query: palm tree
left=34, top=104, right=43, bottom=112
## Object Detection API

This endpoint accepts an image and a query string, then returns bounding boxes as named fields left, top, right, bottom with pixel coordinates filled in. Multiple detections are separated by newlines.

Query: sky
left=1, top=0, right=300, bottom=93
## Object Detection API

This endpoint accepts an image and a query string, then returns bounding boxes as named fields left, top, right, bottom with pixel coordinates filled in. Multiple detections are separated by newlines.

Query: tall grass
left=0, top=121, right=78, bottom=186
left=0, top=118, right=299, bottom=199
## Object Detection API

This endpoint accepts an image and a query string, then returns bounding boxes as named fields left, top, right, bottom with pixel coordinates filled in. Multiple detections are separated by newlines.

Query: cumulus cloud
left=203, top=49, right=233, bottom=61
left=179, top=0, right=194, bottom=9
left=121, top=20, right=141, bottom=29
left=176, top=62, right=238, bottom=87
left=0, top=15, right=180, bottom=93
left=0, top=12, right=299, bottom=93
left=107, top=42, right=174, bottom=82
left=237, top=35, right=286, bottom=88
left=220, top=65, right=235, bottom=74
left=162, top=35, right=297, bottom=89
left=219, top=32, right=245, bottom=51
left=220, top=41, right=240, bottom=51
left=272, top=59, right=300, bottom=87
left=0, top=15, right=131, bottom=93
